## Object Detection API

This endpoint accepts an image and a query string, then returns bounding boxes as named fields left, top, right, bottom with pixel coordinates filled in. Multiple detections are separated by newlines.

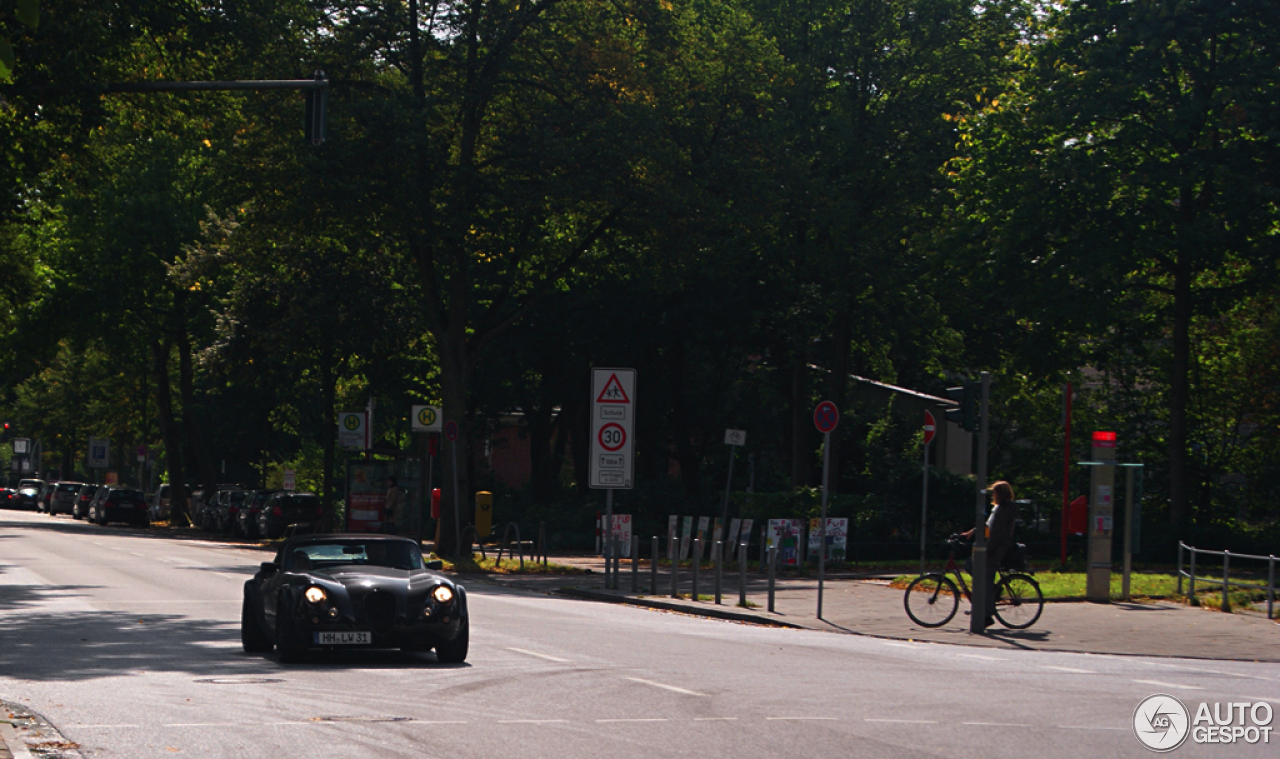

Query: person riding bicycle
left=959, top=481, right=1018, bottom=628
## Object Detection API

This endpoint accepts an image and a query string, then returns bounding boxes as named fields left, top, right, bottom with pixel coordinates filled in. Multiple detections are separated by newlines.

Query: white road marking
left=880, top=642, right=917, bottom=648
left=498, top=720, right=567, bottom=724
left=956, top=653, right=1005, bottom=661
left=1132, top=679, right=1203, bottom=691
left=1040, top=665, right=1095, bottom=674
left=507, top=647, right=569, bottom=662
left=1058, top=726, right=1127, bottom=731
left=624, top=677, right=707, bottom=696
left=963, top=722, right=1032, bottom=727
left=865, top=719, right=937, bottom=724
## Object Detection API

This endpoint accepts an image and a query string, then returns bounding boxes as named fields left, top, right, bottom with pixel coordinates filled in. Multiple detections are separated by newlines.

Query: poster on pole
left=345, top=460, right=420, bottom=533
left=609, top=514, right=632, bottom=558
left=766, top=519, right=805, bottom=566
left=807, top=517, right=849, bottom=562
left=696, top=516, right=710, bottom=559
left=589, top=368, right=636, bottom=489
left=667, top=515, right=679, bottom=559
left=726, top=518, right=741, bottom=551
left=680, top=516, right=694, bottom=560
left=738, top=519, right=754, bottom=562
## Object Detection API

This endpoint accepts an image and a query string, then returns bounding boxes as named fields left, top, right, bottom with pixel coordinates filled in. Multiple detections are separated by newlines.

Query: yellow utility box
left=474, top=491, right=493, bottom=540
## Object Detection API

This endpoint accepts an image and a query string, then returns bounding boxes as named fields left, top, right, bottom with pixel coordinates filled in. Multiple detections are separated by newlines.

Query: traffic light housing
left=945, top=381, right=979, bottom=432
left=304, top=70, right=328, bottom=146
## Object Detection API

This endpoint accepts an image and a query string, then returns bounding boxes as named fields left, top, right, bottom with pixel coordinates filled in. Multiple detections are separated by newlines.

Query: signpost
left=589, top=368, right=636, bottom=590
left=88, top=437, right=110, bottom=470
left=411, top=405, right=442, bottom=542
left=338, top=412, right=365, bottom=449
left=920, top=410, right=937, bottom=574
left=283, top=469, right=296, bottom=491
left=813, top=401, right=839, bottom=618
left=720, top=429, right=746, bottom=541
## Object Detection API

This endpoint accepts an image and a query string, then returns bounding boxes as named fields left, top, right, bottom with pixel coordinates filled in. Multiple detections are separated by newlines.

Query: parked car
left=88, top=487, right=150, bottom=527
left=49, top=481, right=85, bottom=516
left=240, top=534, right=468, bottom=663
left=257, top=492, right=323, bottom=540
left=206, top=488, right=248, bottom=534
left=238, top=489, right=281, bottom=539
left=0, top=488, right=16, bottom=509
left=37, top=481, right=58, bottom=513
left=72, top=484, right=100, bottom=519
left=151, top=483, right=173, bottom=521
left=191, top=484, right=242, bottom=530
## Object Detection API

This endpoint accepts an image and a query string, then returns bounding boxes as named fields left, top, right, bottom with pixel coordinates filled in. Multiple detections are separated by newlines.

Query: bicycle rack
left=494, top=522, right=525, bottom=570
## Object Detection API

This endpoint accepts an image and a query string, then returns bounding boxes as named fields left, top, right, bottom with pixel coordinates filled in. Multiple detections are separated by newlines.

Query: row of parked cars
left=2, top=479, right=322, bottom=539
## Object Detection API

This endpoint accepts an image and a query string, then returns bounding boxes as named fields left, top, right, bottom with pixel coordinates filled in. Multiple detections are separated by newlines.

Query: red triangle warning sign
left=596, top=373, right=631, bottom=404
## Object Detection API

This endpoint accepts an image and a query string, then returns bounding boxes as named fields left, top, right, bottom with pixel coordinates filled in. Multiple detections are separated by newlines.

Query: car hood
left=299, top=565, right=455, bottom=592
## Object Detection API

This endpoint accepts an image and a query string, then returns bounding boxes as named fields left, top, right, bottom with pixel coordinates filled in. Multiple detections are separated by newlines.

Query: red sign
left=814, top=401, right=840, bottom=433
left=595, top=373, right=631, bottom=404
left=597, top=422, right=626, bottom=452
left=923, top=410, right=937, bottom=445
left=444, top=420, right=459, bottom=441
left=1092, top=431, right=1116, bottom=448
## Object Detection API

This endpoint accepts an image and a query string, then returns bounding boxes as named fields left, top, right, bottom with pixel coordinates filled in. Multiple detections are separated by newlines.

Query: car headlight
left=304, top=586, right=327, bottom=604
left=432, top=585, right=454, bottom=604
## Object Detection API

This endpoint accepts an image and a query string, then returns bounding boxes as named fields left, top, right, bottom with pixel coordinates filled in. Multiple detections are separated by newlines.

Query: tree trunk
left=823, top=301, right=852, bottom=495
left=435, top=326, right=475, bottom=557
left=790, top=354, right=811, bottom=487
left=1168, top=263, right=1193, bottom=533
left=153, top=338, right=190, bottom=525
left=175, top=308, right=216, bottom=493
left=319, top=340, right=338, bottom=528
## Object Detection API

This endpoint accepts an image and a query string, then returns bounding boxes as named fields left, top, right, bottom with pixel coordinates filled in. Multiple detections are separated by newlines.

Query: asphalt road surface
left=1, top=509, right=1277, bottom=758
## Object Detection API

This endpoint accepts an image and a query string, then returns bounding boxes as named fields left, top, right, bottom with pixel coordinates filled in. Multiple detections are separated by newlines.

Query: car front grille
left=363, top=591, right=397, bottom=633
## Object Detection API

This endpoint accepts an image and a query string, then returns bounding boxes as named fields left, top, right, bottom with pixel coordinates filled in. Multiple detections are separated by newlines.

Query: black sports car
left=241, top=534, right=469, bottom=663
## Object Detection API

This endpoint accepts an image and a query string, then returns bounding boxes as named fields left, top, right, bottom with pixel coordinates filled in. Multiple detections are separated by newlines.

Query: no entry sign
left=589, top=368, right=635, bottom=489
left=923, top=410, right=937, bottom=445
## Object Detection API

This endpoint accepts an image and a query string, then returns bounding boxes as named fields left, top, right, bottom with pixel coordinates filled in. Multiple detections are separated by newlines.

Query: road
left=1, top=509, right=1276, bottom=758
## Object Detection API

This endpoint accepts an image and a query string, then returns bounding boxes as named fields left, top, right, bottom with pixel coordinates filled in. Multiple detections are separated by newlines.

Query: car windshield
left=290, top=542, right=423, bottom=571
left=109, top=490, right=145, bottom=502
left=57, top=483, right=80, bottom=493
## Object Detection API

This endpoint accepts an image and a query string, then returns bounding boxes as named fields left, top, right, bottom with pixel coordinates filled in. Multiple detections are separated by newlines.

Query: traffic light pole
left=968, top=371, right=992, bottom=634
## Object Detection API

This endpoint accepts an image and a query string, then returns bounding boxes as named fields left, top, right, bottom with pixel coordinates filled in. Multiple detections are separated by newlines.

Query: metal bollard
left=767, top=547, right=776, bottom=612
left=692, top=539, right=701, bottom=601
left=1222, top=550, right=1231, bottom=613
left=1268, top=555, right=1275, bottom=620
left=651, top=536, right=659, bottom=595
left=631, top=535, right=640, bottom=594
left=739, top=540, right=747, bottom=607
left=1189, top=548, right=1197, bottom=605
left=671, top=537, right=680, bottom=598
left=714, top=541, right=723, bottom=605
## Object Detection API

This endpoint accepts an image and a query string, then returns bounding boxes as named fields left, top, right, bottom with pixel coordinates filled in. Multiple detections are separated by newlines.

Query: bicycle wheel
left=993, top=573, right=1044, bottom=629
left=904, top=574, right=960, bottom=628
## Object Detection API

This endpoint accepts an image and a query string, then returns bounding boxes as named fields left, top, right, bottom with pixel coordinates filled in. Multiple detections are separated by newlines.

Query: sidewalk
left=468, top=554, right=1280, bottom=662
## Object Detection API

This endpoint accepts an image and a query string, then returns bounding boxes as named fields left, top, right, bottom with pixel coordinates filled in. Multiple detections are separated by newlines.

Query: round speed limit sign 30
left=597, top=423, right=626, bottom=452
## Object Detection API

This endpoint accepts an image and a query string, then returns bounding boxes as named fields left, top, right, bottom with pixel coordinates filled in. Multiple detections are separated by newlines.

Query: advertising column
left=1086, top=431, right=1117, bottom=602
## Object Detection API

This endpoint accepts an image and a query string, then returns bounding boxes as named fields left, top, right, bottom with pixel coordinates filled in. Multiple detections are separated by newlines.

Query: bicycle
left=903, top=535, right=1044, bottom=629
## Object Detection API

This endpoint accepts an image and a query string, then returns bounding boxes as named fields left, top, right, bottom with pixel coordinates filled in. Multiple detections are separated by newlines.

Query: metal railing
left=1177, top=541, right=1276, bottom=619
left=494, top=522, right=525, bottom=570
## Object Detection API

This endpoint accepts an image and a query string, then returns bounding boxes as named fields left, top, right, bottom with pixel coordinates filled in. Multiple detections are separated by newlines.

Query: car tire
left=275, top=601, right=308, bottom=663
left=434, top=618, right=469, bottom=664
left=241, top=596, right=273, bottom=653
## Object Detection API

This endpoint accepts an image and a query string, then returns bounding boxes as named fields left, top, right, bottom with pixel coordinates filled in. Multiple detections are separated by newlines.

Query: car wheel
left=275, top=602, right=308, bottom=663
left=434, top=618, right=469, bottom=664
left=241, top=596, right=273, bottom=653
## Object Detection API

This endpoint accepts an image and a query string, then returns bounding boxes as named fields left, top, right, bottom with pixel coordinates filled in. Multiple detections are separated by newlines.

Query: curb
left=554, top=587, right=806, bottom=629
left=0, top=701, right=82, bottom=759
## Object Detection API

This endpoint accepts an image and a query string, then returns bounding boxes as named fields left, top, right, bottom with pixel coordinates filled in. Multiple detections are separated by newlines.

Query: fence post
left=1189, top=547, right=1197, bottom=606
left=767, top=547, right=777, bottom=613
left=739, top=540, right=747, bottom=608
left=1177, top=541, right=1184, bottom=596
left=714, top=540, right=723, bottom=605
left=691, top=539, right=701, bottom=601
left=631, top=535, right=639, bottom=594
left=651, top=536, right=659, bottom=595
left=1268, top=555, right=1275, bottom=621
left=1222, top=550, right=1231, bottom=613
left=670, top=537, right=680, bottom=598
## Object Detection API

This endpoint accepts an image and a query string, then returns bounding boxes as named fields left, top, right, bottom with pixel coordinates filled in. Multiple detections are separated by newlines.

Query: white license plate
left=315, top=631, right=370, bottom=645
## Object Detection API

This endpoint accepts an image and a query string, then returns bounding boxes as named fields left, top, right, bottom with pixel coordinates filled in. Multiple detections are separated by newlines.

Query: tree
left=950, top=0, right=1280, bottom=531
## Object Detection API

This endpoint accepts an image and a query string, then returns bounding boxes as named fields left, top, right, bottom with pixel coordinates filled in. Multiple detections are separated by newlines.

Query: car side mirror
left=259, top=561, right=279, bottom=575
left=426, top=559, right=443, bottom=570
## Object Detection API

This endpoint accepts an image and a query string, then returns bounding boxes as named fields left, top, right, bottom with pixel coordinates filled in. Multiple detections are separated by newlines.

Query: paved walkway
left=468, top=554, right=1280, bottom=662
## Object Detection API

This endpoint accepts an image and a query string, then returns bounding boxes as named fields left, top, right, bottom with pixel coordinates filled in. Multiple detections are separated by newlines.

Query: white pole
left=818, top=430, right=830, bottom=619
left=920, top=439, right=930, bottom=575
